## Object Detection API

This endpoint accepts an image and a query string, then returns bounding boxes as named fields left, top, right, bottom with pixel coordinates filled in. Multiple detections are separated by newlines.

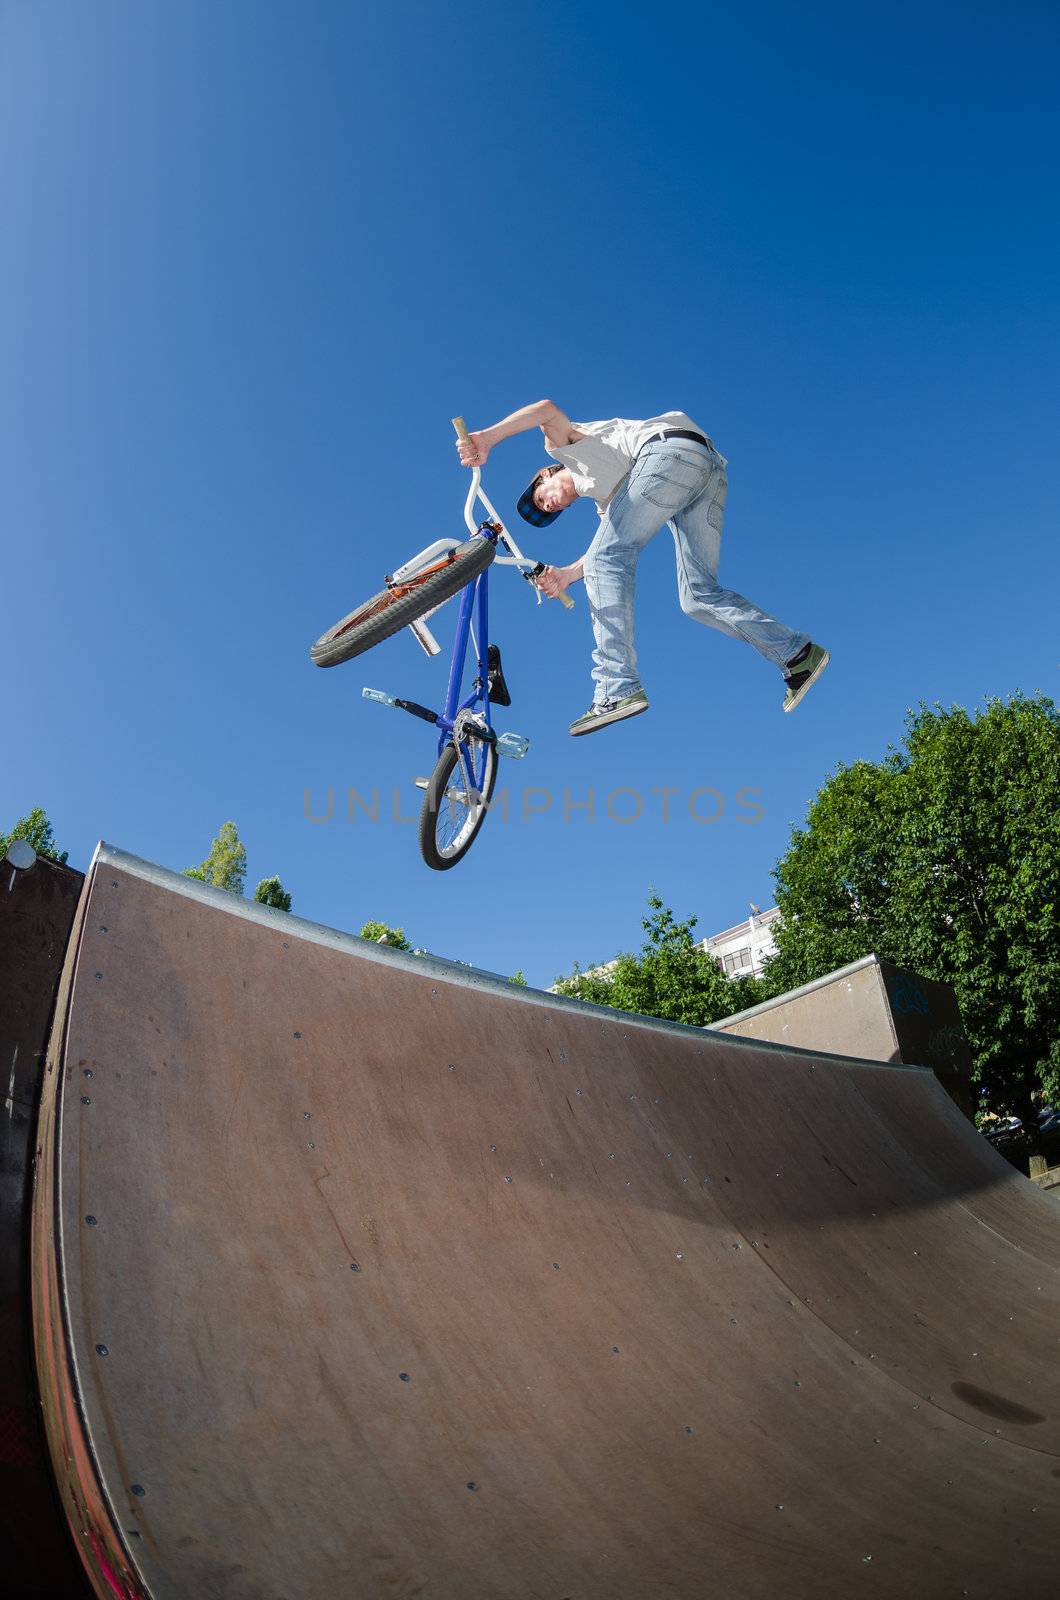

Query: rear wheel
left=310, top=536, right=495, bottom=667
left=419, top=733, right=499, bottom=870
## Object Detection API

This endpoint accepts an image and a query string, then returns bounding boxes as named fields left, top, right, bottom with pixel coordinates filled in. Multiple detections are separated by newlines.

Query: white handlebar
left=452, top=416, right=573, bottom=608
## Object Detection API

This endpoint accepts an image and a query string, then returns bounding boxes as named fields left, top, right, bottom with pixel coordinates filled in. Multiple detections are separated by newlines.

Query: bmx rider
left=456, top=400, right=829, bottom=736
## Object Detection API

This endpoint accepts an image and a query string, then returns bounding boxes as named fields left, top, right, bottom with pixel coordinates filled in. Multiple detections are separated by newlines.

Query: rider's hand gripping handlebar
left=452, top=416, right=575, bottom=610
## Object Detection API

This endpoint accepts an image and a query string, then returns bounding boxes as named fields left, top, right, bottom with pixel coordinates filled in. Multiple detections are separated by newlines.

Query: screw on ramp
left=32, top=845, right=1060, bottom=1599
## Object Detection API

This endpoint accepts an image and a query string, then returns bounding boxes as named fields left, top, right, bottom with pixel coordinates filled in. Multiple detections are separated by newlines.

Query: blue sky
left=3, top=0, right=1058, bottom=987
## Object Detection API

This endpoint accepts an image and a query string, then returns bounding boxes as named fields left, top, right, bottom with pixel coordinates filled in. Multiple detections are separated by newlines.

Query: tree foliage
left=359, top=920, right=413, bottom=951
left=2, top=807, right=68, bottom=865
left=183, top=821, right=247, bottom=895
left=183, top=822, right=294, bottom=914
left=254, top=876, right=292, bottom=912
left=763, top=694, right=1060, bottom=1118
left=555, top=894, right=765, bottom=1026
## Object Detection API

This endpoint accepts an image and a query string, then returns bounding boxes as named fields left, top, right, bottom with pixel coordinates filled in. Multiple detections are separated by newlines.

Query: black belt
left=642, top=428, right=710, bottom=450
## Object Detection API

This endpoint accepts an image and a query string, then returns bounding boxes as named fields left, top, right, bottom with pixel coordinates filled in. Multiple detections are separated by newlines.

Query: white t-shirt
left=546, top=411, right=720, bottom=512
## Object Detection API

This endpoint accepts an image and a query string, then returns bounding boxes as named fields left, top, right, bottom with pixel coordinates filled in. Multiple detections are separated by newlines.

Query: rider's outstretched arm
left=457, top=400, right=584, bottom=465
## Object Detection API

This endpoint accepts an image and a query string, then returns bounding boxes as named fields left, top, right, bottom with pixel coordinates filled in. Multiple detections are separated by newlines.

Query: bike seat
left=487, top=643, right=512, bottom=707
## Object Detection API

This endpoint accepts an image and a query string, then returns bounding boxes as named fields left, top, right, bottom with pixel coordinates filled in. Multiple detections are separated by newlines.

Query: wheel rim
left=434, top=741, right=494, bottom=859
left=329, top=551, right=464, bottom=642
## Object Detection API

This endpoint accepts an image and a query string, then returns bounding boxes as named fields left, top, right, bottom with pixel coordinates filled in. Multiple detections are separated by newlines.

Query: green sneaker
left=782, top=642, right=830, bottom=713
left=569, top=689, right=649, bottom=736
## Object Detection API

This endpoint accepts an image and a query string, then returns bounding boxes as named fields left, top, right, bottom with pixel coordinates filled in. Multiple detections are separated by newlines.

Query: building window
left=723, top=947, right=753, bottom=974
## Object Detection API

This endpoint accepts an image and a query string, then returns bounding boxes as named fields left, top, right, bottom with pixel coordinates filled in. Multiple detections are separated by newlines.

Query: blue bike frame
left=437, top=542, right=493, bottom=757
left=359, top=418, right=571, bottom=866
left=362, top=424, right=563, bottom=805
left=423, top=526, right=505, bottom=815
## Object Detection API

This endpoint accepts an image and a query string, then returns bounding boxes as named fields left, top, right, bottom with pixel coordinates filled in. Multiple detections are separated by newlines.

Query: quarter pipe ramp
left=32, top=845, right=1060, bottom=1598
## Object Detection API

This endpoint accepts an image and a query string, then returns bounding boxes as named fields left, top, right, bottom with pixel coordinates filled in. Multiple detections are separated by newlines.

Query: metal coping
left=92, top=843, right=929, bottom=1076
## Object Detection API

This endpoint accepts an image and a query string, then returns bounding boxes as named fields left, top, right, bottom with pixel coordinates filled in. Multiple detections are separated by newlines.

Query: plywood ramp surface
left=34, top=847, right=1060, bottom=1599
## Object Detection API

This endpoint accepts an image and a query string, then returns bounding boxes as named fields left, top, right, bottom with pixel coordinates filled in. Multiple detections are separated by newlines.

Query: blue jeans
left=581, top=439, right=809, bottom=704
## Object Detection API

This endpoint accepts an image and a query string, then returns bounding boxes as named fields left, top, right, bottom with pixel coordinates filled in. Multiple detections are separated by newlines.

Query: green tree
left=763, top=694, right=1060, bottom=1123
left=508, top=969, right=528, bottom=986
left=2, top=807, right=68, bottom=864
left=359, top=920, right=413, bottom=951
left=555, top=894, right=765, bottom=1026
left=254, top=876, right=292, bottom=912
left=183, top=821, right=247, bottom=896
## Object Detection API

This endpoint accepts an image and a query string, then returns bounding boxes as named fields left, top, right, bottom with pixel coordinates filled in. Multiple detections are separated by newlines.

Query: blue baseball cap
left=517, top=465, right=564, bottom=528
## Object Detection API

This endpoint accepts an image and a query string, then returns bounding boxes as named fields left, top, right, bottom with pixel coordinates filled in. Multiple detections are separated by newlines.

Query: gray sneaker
left=569, top=689, right=649, bottom=736
left=782, top=642, right=830, bottom=713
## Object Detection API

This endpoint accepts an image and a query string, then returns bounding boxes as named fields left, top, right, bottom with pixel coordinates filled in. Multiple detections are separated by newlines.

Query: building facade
left=697, top=906, right=781, bottom=979
left=551, top=906, right=782, bottom=991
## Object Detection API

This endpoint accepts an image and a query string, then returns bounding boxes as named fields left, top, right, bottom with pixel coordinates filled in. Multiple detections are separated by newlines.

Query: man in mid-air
left=457, top=400, right=829, bottom=736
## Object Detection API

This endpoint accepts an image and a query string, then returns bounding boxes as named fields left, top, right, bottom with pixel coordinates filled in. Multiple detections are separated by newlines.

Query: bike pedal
left=413, top=776, right=429, bottom=791
left=496, top=731, right=530, bottom=760
left=487, top=643, right=512, bottom=707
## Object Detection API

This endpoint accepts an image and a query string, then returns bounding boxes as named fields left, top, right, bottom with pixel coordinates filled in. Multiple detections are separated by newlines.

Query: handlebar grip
left=452, top=416, right=470, bottom=441
left=529, top=560, right=575, bottom=611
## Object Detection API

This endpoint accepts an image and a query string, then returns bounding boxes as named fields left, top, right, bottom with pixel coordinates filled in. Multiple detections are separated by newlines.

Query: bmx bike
left=309, top=418, right=572, bottom=870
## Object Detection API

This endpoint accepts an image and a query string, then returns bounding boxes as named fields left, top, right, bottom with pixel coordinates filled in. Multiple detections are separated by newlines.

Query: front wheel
left=310, top=536, right=496, bottom=668
left=419, top=734, right=499, bottom=871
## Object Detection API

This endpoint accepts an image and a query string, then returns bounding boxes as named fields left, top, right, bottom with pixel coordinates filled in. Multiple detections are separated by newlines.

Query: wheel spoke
left=433, top=739, right=493, bottom=859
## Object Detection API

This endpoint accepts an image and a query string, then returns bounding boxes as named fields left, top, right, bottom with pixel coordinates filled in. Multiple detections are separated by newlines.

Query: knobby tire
left=310, top=537, right=495, bottom=667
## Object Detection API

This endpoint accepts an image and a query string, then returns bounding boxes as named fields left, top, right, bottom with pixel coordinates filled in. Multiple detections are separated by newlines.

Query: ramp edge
left=31, top=855, right=152, bottom=1600
left=91, top=843, right=931, bottom=1076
